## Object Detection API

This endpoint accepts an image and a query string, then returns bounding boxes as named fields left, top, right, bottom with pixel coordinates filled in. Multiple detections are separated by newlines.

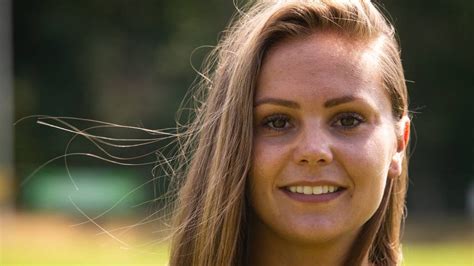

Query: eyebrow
left=254, top=95, right=361, bottom=109
left=324, top=95, right=360, bottom=108
left=253, top=98, right=300, bottom=108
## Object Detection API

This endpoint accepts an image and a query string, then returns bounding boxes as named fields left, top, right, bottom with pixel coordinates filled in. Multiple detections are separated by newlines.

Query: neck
left=247, top=219, right=370, bottom=266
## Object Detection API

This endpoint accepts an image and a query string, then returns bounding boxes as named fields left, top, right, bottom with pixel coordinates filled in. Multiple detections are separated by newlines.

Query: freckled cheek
left=338, top=141, right=389, bottom=218
left=251, top=140, right=288, bottom=185
left=336, top=141, right=373, bottom=170
left=336, top=140, right=390, bottom=186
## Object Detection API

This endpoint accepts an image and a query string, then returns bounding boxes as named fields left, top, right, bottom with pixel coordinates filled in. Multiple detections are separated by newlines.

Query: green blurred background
left=1, top=0, right=473, bottom=265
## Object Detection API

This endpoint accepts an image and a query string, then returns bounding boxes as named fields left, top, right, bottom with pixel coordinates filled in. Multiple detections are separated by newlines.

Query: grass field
left=2, top=214, right=472, bottom=265
left=2, top=242, right=473, bottom=265
left=403, top=242, right=473, bottom=266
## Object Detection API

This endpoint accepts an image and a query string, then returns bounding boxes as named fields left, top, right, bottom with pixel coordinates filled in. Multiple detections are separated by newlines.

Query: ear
left=388, top=115, right=410, bottom=179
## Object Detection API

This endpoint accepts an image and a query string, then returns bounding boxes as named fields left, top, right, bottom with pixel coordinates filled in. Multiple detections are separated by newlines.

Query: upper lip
left=279, top=180, right=347, bottom=189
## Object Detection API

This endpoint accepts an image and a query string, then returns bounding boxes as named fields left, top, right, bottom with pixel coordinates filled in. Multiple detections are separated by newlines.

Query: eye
left=332, top=112, right=365, bottom=128
left=261, top=114, right=292, bottom=131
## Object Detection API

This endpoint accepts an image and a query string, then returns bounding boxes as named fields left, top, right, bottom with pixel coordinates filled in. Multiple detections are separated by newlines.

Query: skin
left=248, top=31, right=407, bottom=266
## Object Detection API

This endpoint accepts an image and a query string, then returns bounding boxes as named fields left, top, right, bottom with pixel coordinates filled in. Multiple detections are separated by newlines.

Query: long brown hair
left=169, top=1, right=409, bottom=265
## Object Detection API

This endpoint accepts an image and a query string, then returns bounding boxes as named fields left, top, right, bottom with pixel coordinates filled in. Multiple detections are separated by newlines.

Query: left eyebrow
left=324, top=95, right=362, bottom=108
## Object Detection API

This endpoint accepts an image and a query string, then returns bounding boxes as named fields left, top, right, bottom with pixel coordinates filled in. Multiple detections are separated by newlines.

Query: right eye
left=261, top=114, right=292, bottom=131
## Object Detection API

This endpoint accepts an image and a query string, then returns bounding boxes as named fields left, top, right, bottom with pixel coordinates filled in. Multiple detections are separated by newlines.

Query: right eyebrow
left=253, top=97, right=300, bottom=109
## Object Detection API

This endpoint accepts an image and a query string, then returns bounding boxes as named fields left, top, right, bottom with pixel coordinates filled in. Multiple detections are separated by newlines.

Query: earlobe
left=388, top=153, right=403, bottom=178
left=389, top=116, right=410, bottom=179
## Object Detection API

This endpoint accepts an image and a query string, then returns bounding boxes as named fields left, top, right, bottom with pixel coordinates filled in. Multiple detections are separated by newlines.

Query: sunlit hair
left=169, top=0, right=409, bottom=265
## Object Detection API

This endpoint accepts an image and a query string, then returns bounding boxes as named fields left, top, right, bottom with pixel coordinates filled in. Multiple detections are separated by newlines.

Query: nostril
left=295, top=144, right=333, bottom=165
left=298, top=157, right=330, bottom=166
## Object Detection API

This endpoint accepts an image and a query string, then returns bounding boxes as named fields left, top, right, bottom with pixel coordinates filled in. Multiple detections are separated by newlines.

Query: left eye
left=333, top=113, right=365, bottom=128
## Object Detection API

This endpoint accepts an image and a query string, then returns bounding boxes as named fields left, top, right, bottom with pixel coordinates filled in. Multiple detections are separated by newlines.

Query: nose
left=293, top=123, right=333, bottom=166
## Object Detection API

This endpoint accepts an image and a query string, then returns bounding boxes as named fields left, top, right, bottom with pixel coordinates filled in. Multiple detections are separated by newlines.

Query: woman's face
left=249, top=31, right=405, bottom=246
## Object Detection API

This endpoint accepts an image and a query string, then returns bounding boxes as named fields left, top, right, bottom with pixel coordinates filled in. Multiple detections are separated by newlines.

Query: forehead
left=263, top=31, right=382, bottom=80
left=256, top=31, right=386, bottom=104
left=266, top=29, right=380, bottom=60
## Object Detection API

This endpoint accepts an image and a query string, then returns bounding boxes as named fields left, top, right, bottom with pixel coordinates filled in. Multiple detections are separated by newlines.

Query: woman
left=169, top=0, right=410, bottom=265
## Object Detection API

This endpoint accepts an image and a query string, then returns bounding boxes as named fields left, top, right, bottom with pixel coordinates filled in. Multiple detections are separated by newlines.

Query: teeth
left=288, top=185, right=339, bottom=195
left=313, top=186, right=322, bottom=194
left=322, top=186, right=328, bottom=193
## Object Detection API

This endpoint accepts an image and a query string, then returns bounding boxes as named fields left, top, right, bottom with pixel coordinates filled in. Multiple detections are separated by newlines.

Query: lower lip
left=281, top=188, right=346, bottom=203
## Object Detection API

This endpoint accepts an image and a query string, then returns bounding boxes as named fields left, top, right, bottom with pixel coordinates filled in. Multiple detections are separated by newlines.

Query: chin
left=255, top=213, right=361, bottom=247
left=296, top=222, right=356, bottom=244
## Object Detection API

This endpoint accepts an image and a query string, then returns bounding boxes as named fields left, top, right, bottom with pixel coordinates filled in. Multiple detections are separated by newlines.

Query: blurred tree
left=382, top=0, right=474, bottom=215
left=0, top=0, right=13, bottom=211
left=14, top=0, right=474, bottom=217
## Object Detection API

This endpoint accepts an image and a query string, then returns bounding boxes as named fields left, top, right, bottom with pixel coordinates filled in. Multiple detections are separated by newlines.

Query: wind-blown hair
left=169, top=0, right=409, bottom=265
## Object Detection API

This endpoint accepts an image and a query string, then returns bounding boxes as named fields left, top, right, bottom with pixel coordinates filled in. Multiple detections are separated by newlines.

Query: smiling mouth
left=286, top=185, right=343, bottom=195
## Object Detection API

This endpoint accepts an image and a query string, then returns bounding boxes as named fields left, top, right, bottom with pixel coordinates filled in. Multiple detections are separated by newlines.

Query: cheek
left=339, top=129, right=395, bottom=178
left=250, top=139, right=288, bottom=183
left=249, top=139, right=291, bottom=217
left=342, top=134, right=394, bottom=211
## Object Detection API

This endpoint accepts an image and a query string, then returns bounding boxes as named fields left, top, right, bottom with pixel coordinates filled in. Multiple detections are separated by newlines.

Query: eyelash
left=261, top=114, right=292, bottom=131
left=331, top=112, right=366, bottom=129
left=260, top=112, right=366, bottom=131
